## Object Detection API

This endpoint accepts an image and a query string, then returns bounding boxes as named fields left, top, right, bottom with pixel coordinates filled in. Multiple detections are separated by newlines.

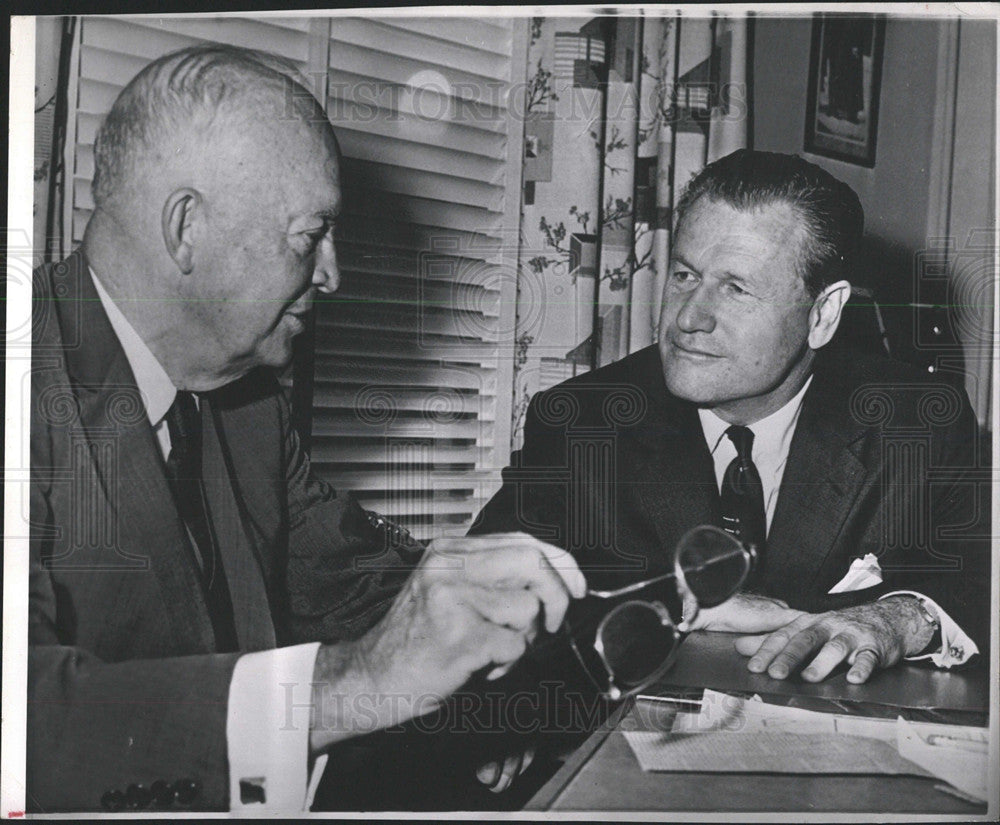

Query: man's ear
left=161, top=188, right=202, bottom=274
left=808, top=279, right=851, bottom=350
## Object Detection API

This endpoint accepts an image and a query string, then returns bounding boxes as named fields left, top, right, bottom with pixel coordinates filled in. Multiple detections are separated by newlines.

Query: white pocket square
left=827, top=553, right=883, bottom=594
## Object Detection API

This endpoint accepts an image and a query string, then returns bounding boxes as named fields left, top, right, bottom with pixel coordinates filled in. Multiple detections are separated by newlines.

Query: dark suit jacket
left=471, top=344, right=990, bottom=655
left=28, top=252, right=421, bottom=811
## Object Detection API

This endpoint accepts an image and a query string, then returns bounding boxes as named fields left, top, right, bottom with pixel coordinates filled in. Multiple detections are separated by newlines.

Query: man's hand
left=308, top=533, right=585, bottom=752
left=677, top=590, right=806, bottom=634
left=732, top=596, right=937, bottom=684
left=475, top=744, right=535, bottom=793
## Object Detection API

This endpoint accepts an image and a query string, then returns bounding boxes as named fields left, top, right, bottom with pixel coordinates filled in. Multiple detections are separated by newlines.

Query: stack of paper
left=624, top=689, right=989, bottom=803
left=624, top=729, right=931, bottom=776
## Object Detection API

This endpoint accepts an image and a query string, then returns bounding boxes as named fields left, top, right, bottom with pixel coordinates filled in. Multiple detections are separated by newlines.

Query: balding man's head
left=92, top=44, right=330, bottom=212
left=86, top=45, right=342, bottom=391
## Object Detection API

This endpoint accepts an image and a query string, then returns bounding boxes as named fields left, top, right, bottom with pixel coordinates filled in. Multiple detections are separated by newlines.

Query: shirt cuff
left=226, top=642, right=329, bottom=811
left=879, top=590, right=979, bottom=667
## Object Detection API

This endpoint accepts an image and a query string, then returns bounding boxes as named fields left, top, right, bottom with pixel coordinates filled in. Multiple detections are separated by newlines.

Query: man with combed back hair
left=29, top=44, right=585, bottom=812
left=473, top=149, right=989, bottom=688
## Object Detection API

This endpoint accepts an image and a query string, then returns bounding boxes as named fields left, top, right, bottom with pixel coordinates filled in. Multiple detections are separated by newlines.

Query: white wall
left=753, top=14, right=996, bottom=423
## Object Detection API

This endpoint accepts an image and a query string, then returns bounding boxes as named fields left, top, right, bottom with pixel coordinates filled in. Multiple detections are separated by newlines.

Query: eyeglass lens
left=598, top=601, right=679, bottom=688
left=676, top=525, right=752, bottom=608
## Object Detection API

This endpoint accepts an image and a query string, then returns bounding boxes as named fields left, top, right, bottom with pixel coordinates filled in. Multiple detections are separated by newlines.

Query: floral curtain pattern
left=510, top=12, right=748, bottom=448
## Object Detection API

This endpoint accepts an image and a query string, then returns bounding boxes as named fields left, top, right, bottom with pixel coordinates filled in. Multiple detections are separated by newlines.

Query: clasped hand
left=679, top=591, right=934, bottom=684
left=310, top=533, right=585, bottom=752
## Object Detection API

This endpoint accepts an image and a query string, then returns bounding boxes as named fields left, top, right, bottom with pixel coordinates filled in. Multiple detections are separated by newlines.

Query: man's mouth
left=286, top=293, right=316, bottom=319
left=670, top=340, right=722, bottom=359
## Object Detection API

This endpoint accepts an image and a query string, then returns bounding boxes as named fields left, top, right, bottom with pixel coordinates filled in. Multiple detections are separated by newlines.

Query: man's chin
left=662, top=364, right=727, bottom=406
left=255, top=336, right=297, bottom=372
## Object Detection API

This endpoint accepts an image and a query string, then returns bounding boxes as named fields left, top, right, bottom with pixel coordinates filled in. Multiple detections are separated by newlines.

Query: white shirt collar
left=90, top=267, right=177, bottom=428
left=698, top=374, right=814, bottom=460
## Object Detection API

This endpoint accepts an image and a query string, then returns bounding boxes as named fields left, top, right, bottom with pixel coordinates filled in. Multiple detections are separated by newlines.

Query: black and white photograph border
left=4, top=2, right=999, bottom=819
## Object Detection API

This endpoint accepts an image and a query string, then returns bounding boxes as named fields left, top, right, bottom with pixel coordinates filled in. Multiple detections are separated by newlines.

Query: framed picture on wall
left=804, top=13, right=886, bottom=167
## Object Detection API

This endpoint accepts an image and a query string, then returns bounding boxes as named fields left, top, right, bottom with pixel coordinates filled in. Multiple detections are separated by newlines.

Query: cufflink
left=240, top=777, right=267, bottom=805
left=912, top=597, right=942, bottom=657
left=913, top=597, right=941, bottom=631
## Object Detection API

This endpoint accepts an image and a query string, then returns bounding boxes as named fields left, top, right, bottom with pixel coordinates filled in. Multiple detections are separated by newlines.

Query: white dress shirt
left=91, top=269, right=326, bottom=810
left=697, top=375, right=977, bottom=668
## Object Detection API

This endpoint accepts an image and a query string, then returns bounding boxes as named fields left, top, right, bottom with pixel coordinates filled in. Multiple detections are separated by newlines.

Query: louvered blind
left=66, top=15, right=524, bottom=541
left=314, top=17, right=520, bottom=539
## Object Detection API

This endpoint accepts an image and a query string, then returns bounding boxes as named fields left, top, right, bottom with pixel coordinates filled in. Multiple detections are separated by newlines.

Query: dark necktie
left=720, top=425, right=767, bottom=561
left=165, top=391, right=238, bottom=652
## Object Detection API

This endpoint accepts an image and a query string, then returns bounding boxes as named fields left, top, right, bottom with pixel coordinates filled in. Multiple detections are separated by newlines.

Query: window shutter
left=313, top=17, right=523, bottom=540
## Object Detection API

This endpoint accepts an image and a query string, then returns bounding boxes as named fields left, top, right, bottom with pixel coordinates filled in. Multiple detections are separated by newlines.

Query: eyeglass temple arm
left=586, top=541, right=757, bottom=600
left=587, top=570, right=677, bottom=599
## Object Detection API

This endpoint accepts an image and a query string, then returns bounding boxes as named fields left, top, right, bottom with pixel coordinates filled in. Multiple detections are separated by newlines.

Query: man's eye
left=301, top=226, right=331, bottom=252
left=671, top=270, right=696, bottom=284
left=727, top=282, right=750, bottom=296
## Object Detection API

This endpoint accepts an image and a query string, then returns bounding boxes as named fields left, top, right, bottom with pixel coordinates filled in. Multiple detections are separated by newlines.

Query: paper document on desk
left=696, top=688, right=898, bottom=741
left=897, top=717, right=989, bottom=803
left=623, top=729, right=933, bottom=776
left=634, top=690, right=989, bottom=800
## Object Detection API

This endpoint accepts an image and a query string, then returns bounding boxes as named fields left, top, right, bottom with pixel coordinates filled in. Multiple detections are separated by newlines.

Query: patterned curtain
left=510, top=12, right=749, bottom=448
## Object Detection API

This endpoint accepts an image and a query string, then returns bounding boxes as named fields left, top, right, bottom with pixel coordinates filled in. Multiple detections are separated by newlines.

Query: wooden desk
left=527, top=632, right=990, bottom=814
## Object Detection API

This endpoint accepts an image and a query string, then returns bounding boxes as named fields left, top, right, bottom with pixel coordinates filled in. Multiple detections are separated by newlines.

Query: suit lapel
left=626, top=348, right=721, bottom=565
left=59, top=253, right=217, bottom=650
left=201, top=393, right=277, bottom=652
left=764, top=354, right=871, bottom=598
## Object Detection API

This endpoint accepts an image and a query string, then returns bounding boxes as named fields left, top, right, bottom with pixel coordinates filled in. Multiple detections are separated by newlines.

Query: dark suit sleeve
left=279, top=391, right=422, bottom=644
left=27, top=439, right=239, bottom=812
left=882, top=402, right=991, bottom=656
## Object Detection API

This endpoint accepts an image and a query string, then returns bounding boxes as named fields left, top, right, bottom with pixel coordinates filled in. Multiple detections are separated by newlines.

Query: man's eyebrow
left=671, top=253, right=697, bottom=271
left=317, top=207, right=340, bottom=220
left=291, top=208, right=339, bottom=230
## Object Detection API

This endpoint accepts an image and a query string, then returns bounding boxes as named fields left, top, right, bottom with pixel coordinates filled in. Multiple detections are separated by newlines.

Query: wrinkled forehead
left=673, top=196, right=816, bottom=300
left=676, top=196, right=809, bottom=265
left=677, top=193, right=804, bottom=237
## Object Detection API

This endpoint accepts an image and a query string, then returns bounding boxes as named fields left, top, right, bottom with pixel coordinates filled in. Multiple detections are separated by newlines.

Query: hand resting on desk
left=679, top=590, right=937, bottom=684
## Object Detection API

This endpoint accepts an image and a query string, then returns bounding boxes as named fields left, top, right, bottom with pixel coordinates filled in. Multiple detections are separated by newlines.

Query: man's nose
left=674, top=284, right=716, bottom=334
left=313, top=236, right=340, bottom=294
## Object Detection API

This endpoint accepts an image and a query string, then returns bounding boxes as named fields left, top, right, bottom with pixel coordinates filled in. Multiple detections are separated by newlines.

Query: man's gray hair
left=92, top=44, right=321, bottom=208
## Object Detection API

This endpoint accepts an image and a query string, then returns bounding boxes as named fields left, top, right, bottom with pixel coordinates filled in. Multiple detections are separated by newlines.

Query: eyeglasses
left=565, top=525, right=757, bottom=700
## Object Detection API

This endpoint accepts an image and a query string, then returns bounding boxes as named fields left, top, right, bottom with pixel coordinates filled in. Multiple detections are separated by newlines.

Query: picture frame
left=804, top=13, right=886, bottom=167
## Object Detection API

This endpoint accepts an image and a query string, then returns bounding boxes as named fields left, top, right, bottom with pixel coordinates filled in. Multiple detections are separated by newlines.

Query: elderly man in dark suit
left=472, top=150, right=989, bottom=687
left=28, top=45, right=585, bottom=812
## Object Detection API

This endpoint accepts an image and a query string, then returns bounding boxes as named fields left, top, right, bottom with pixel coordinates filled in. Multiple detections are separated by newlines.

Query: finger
left=459, top=584, right=541, bottom=634
left=800, top=634, right=854, bottom=682
left=519, top=744, right=535, bottom=775
left=847, top=647, right=880, bottom=684
left=480, top=625, right=529, bottom=676
left=490, top=753, right=522, bottom=793
left=764, top=626, right=829, bottom=680
left=476, top=760, right=501, bottom=787
left=435, top=534, right=587, bottom=599
left=734, top=634, right=767, bottom=657
left=486, top=661, right=515, bottom=681
left=743, top=614, right=816, bottom=675
left=458, top=546, right=573, bottom=633
left=682, top=593, right=806, bottom=634
left=527, top=536, right=587, bottom=599
left=676, top=582, right=701, bottom=632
